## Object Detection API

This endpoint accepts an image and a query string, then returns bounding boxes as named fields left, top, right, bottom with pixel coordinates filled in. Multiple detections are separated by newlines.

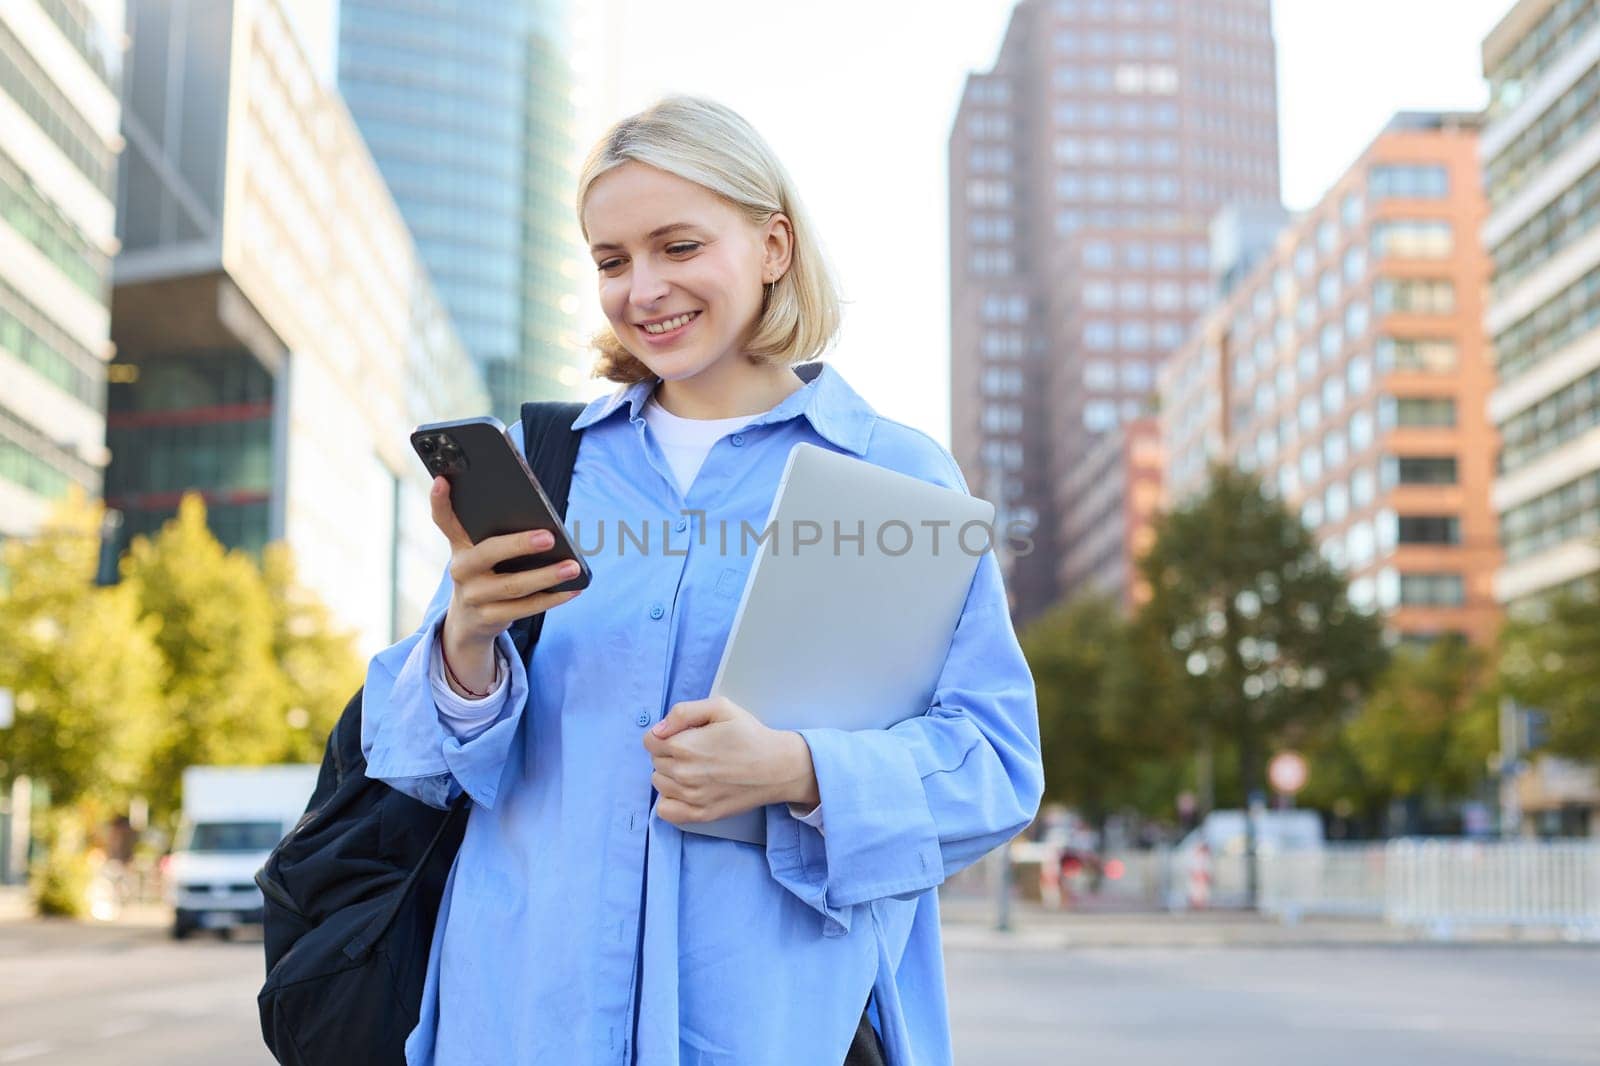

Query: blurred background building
left=1481, top=0, right=1600, bottom=609
left=1480, top=0, right=1600, bottom=835
left=108, top=0, right=489, bottom=654
left=0, top=0, right=124, bottom=539
left=949, top=0, right=1282, bottom=621
left=1161, top=111, right=1501, bottom=646
left=336, top=0, right=585, bottom=422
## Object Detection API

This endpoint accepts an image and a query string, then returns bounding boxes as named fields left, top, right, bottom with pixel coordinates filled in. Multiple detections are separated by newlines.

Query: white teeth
left=643, top=312, right=697, bottom=334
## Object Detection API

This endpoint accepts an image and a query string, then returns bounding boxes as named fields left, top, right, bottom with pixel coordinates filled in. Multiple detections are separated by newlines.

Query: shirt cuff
left=788, top=802, right=825, bottom=835
left=430, top=635, right=509, bottom=740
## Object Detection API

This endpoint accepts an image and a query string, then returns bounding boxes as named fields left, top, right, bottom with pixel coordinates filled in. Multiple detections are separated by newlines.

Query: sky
left=567, top=0, right=1516, bottom=445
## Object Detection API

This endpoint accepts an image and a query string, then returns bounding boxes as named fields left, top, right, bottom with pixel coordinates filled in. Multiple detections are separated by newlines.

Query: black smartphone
left=410, top=416, right=592, bottom=590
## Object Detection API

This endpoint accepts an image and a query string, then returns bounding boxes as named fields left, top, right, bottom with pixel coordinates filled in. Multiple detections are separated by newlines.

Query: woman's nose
left=629, top=264, right=670, bottom=308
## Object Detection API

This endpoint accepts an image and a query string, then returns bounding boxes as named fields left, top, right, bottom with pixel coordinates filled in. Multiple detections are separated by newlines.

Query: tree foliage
left=0, top=493, right=364, bottom=827
left=1497, top=582, right=1600, bottom=760
left=0, top=492, right=164, bottom=808
left=1020, top=595, right=1187, bottom=829
left=1136, top=466, right=1387, bottom=887
left=1302, top=636, right=1495, bottom=834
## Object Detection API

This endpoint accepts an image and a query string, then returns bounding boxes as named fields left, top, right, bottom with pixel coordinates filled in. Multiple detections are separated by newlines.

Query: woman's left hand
left=643, top=696, right=820, bottom=825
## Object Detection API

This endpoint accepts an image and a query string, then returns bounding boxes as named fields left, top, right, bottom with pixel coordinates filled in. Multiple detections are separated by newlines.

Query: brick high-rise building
left=1160, top=112, right=1500, bottom=646
left=950, top=0, right=1281, bottom=621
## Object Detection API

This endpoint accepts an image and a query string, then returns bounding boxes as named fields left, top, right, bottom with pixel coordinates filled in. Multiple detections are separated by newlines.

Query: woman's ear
left=761, top=213, right=794, bottom=284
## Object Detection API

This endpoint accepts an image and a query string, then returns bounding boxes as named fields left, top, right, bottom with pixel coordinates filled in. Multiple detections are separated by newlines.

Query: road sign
left=1268, top=751, right=1307, bottom=794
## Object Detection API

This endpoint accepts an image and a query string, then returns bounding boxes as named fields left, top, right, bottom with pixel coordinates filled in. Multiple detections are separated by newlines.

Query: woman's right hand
left=429, top=476, right=582, bottom=687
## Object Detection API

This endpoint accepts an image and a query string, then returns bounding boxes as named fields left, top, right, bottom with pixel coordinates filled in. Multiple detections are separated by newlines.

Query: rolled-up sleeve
left=361, top=419, right=534, bottom=810
left=764, top=546, right=1044, bottom=932
left=360, top=566, right=530, bottom=810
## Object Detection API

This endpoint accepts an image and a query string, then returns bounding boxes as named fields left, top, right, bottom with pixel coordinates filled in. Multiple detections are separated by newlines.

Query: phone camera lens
left=418, top=437, right=437, bottom=455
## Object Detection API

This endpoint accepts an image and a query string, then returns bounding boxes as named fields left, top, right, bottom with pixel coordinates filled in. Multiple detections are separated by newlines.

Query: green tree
left=1303, top=636, right=1495, bottom=835
left=1498, top=581, right=1600, bottom=760
left=121, top=495, right=288, bottom=821
left=259, top=542, right=363, bottom=764
left=0, top=492, right=163, bottom=809
left=1021, top=595, right=1187, bottom=841
left=1137, top=465, right=1388, bottom=903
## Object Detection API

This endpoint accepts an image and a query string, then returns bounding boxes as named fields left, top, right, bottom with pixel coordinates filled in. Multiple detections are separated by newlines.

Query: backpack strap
left=506, top=401, right=588, bottom=660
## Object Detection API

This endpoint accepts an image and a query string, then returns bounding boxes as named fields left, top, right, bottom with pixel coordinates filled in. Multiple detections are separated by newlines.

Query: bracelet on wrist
left=441, top=641, right=493, bottom=699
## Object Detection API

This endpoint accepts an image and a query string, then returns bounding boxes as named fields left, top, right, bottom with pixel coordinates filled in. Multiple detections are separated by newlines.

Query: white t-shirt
left=641, top=395, right=752, bottom=495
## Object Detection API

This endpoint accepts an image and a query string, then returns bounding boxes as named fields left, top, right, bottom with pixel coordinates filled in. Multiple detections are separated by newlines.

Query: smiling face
left=583, top=161, right=791, bottom=385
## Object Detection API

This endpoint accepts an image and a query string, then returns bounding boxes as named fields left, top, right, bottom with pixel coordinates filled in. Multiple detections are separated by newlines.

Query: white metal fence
left=1252, top=840, right=1600, bottom=935
left=1381, top=840, right=1600, bottom=935
left=970, top=839, right=1600, bottom=937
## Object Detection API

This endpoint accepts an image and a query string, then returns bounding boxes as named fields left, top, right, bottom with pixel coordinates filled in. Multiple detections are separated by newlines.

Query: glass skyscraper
left=338, top=0, right=583, bottom=423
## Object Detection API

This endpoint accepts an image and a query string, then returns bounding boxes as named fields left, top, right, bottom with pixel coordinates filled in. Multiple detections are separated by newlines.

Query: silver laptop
left=684, top=443, right=997, bottom=845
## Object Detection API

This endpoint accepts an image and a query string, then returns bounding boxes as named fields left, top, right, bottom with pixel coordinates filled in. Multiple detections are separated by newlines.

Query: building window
left=1369, top=164, right=1449, bottom=199
left=1341, top=188, right=1363, bottom=228
left=1343, top=245, right=1367, bottom=285
left=1386, top=396, right=1456, bottom=428
left=1374, top=278, right=1455, bottom=315
left=1376, top=336, right=1458, bottom=372
left=1351, top=467, right=1375, bottom=508
left=1500, top=363, right=1600, bottom=473
left=1398, top=514, right=1461, bottom=544
left=1371, top=219, right=1454, bottom=258
left=1500, top=467, right=1600, bottom=562
left=983, top=405, right=1025, bottom=433
left=1494, top=259, right=1600, bottom=382
left=1395, top=455, right=1458, bottom=484
left=1084, top=400, right=1118, bottom=431
left=1349, top=408, right=1374, bottom=450
left=1399, top=572, right=1465, bottom=607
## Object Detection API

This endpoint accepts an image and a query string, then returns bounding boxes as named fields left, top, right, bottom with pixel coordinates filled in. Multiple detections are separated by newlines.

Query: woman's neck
left=653, top=361, right=807, bottom=421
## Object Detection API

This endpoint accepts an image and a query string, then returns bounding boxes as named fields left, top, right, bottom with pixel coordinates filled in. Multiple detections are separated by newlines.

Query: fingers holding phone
left=430, top=477, right=582, bottom=649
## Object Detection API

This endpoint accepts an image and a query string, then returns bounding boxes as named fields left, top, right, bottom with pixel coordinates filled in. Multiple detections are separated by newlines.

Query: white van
left=164, top=765, right=318, bottom=938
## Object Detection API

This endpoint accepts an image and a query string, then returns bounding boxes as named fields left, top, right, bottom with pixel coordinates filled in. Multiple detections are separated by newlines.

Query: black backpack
left=256, top=401, right=587, bottom=1066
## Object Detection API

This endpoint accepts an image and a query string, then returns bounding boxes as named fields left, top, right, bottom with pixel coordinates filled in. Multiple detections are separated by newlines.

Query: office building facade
left=337, top=0, right=584, bottom=423
left=110, top=0, right=488, bottom=654
left=0, top=0, right=123, bottom=538
left=950, top=0, right=1281, bottom=620
left=1160, top=112, right=1500, bottom=645
left=1482, top=0, right=1600, bottom=607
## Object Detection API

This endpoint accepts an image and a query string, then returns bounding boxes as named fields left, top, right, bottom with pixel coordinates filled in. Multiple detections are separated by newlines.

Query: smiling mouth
left=638, top=311, right=701, bottom=336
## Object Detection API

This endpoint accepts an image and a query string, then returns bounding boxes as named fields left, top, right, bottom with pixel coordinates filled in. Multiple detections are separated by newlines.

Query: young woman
left=361, top=96, right=1043, bottom=1066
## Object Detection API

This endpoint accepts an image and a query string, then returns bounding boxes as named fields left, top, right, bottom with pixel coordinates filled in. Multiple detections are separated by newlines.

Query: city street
left=3, top=914, right=1599, bottom=1064
left=946, top=939, right=1600, bottom=1065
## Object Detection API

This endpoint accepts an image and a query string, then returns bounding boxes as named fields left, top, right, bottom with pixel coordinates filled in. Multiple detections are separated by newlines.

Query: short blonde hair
left=576, top=96, right=842, bottom=385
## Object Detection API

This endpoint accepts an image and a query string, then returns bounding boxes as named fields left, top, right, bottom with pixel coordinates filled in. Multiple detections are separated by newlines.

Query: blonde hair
left=576, top=96, right=842, bottom=385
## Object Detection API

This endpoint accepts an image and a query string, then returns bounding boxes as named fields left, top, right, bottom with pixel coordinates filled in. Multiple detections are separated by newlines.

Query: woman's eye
left=666, top=242, right=701, bottom=255
left=597, top=258, right=624, bottom=273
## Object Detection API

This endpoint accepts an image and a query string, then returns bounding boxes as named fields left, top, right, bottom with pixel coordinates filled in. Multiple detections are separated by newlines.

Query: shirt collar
left=568, top=361, right=876, bottom=456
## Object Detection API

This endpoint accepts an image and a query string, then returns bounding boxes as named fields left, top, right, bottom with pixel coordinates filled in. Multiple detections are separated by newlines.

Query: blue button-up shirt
left=362, top=362, right=1043, bottom=1066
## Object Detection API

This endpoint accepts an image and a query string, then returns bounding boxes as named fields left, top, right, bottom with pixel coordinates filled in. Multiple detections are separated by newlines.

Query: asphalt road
left=2, top=917, right=1598, bottom=1064
left=946, top=941, right=1600, bottom=1065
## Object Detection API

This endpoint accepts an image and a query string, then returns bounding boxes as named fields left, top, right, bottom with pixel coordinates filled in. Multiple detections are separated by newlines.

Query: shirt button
left=675, top=517, right=689, bottom=532
left=649, top=603, right=665, bottom=620
left=635, top=712, right=651, bottom=727
left=731, top=433, right=745, bottom=447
